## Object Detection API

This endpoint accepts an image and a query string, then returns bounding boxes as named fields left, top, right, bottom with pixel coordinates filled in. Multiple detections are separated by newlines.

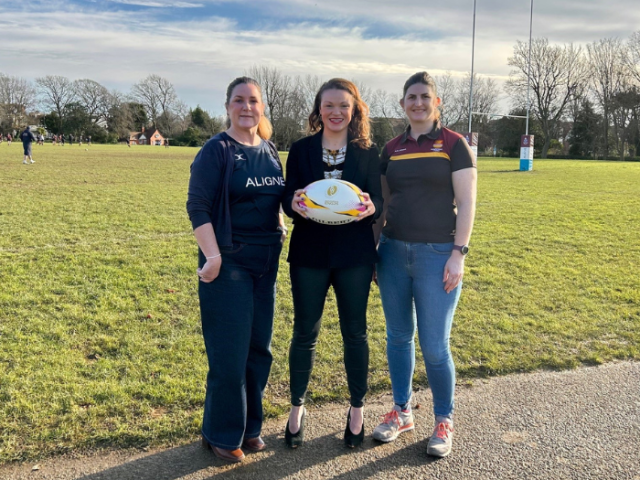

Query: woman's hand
left=356, top=192, right=375, bottom=221
left=198, top=256, right=222, bottom=283
left=443, top=252, right=464, bottom=293
left=291, top=189, right=309, bottom=219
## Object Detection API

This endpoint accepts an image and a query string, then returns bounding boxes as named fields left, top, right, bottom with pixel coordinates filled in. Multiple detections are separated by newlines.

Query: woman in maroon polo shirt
left=372, top=71, right=477, bottom=457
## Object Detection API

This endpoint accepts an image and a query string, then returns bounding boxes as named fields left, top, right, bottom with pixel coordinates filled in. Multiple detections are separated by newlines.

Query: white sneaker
left=30, top=160, right=35, bottom=163
left=427, top=419, right=454, bottom=457
left=372, top=405, right=414, bottom=442
left=23, top=160, right=27, bottom=164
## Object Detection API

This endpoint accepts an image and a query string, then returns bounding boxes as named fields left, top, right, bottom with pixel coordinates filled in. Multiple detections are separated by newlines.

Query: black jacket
left=282, top=132, right=383, bottom=268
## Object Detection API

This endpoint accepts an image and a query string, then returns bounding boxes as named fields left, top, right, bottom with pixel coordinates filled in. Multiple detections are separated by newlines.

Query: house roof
left=129, top=127, right=164, bottom=140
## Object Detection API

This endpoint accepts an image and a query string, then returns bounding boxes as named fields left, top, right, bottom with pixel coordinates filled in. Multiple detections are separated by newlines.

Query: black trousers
left=289, top=263, right=373, bottom=408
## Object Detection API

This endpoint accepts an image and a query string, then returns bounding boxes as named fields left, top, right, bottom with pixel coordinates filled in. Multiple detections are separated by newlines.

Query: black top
left=380, top=122, right=476, bottom=243
left=187, top=132, right=282, bottom=250
left=282, top=132, right=383, bottom=268
left=227, top=137, right=285, bottom=245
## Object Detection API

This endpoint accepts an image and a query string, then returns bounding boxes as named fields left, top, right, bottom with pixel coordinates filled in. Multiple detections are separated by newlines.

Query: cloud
left=107, top=0, right=204, bottom=7
left=1, top=0, right=639, bottom=115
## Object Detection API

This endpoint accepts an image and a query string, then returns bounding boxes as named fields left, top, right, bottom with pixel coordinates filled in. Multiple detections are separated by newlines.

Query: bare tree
left=610, top=82, right=640, bottom=160
left=436, top=72, right=464, bottom=128
left=130, top=74, right=178, bottom=128
left=246, top=65, right=304, bottom=148
left=0, top=73, right=37, bottom=129
left=74, top=79, right=110, bottom=123
left=507, top=38, right=587, bottom=157
left=587, top=38, right=628, bottom=157
left=352, top=79, right=373, bottom=107
left=298, top=74, right=323, bottom=113
left=36, top=75, right=76, bottom=132
left=625, top=31, right=640, bottom=85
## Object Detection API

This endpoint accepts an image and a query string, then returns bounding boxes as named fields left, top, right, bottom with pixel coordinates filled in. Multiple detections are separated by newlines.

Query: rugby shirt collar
left=400, top=119, right=443, bottom=144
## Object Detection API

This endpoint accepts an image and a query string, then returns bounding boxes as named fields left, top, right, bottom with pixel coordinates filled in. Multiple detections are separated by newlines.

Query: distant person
left=282, top=78, right=381, bottom=449
left=87, top=136, right=91, bottom=145
left=165, top=138, right=169, bottom=148
left=6, top=133, right=12, bottom=146
left=0, top=133, right=3, bottom=144
left=52, top=135, right=57, bottom=146
left=69, top=134, right=74, bottom=146
left=20, top=126, right=36, bottom=164
left=126, top=138, right=131, bottom=147
left=372, top=72, right=477, bottom=458
left=187, top=77, right=285, bottom=463
left=61, top=134, right=65, bottom=146
left=38, top=134, right=44, bottom=146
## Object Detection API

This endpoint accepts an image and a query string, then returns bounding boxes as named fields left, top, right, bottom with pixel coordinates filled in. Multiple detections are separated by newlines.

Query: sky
left=1, top=0, right=639, bottom=115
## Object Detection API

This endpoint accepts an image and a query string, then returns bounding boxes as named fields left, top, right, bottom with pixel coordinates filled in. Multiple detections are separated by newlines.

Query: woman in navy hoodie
left=187, top=77, right=286, bottom=463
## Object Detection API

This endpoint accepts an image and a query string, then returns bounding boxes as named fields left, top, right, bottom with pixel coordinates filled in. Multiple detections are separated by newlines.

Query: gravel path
left=2, top=361, right=639, bottom=480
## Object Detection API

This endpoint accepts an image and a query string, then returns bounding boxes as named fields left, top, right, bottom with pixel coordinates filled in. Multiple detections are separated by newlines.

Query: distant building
left=128, top=127, right=167, bottom=146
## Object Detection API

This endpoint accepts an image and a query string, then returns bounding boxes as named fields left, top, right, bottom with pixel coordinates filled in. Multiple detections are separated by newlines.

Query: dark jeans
left=289, top=263, right=373, bottom=408
left=199, top=242, right=282, bottom=449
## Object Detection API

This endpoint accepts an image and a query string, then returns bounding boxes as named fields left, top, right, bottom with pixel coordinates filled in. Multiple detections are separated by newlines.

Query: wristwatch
left=453, top=245, right=469, bottom=255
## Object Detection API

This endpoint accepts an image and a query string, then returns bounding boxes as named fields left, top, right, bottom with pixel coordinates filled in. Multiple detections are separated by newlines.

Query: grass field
left=0, top=143, right=639, bottom=463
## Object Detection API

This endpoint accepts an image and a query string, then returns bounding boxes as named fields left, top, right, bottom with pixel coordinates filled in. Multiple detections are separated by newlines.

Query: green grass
left=0, top=144, right=638, bottom=462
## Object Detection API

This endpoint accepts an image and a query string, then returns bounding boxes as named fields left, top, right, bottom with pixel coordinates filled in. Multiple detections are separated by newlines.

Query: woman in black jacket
left=282, top=78, right=382, bottom=448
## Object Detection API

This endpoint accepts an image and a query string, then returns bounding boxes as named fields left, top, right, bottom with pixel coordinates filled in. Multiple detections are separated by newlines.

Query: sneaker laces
left=434, top=422, right=453, bottom=440
left=380, top=410, right=400, bottom=426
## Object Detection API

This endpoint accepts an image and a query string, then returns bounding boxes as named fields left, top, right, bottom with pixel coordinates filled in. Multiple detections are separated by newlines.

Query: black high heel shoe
left=285, top=407, right=306, bottom=448
left=344, top=407, right=364, bottom=448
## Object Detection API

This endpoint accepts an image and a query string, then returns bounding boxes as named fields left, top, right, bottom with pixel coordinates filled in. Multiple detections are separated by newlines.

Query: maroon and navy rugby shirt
left=379, top=121, right=476, bottom=243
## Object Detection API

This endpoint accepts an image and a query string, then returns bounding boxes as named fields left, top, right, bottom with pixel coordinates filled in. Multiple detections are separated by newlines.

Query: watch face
left=461, top=245, right=469, bottom=255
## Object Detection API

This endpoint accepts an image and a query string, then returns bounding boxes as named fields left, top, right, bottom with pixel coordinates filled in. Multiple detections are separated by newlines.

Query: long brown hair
left=307, top=78, right=371, bottom=148
left=402, top=71, right=441, bottom=121
left=225, top=76, right=273, bottom=140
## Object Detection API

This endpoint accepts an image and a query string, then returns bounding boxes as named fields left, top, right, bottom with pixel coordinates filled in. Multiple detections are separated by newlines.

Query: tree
left=0, top=73, right=36, bottom=129
left=569, top=99, right=603, bottom=158
left=63, top=102, right=92, bottom=137
left=245, top=65, right=308, bottom=149
left=506, top=38, right=587, bottom=158
left=370, top=88, right=404, bottom=148
left=610, top=85, right=640, bottom=160
left=490, top=108, right=538, bottom=157
left=587, top=38, right=628, bottom=158
left=436, top=72, right=465, bottom=129
left=74, top=79, right=110, bottom=124
left=36, top=75, right=76, bottom=133
left=625, top=31, right=640, bottom=85
left=130, top=74, right=178, bottom=128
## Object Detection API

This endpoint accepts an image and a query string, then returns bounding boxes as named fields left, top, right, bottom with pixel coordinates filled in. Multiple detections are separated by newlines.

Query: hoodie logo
left=235, top=153, right=245, bottom=161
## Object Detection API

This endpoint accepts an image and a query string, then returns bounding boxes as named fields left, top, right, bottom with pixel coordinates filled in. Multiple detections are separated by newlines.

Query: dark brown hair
left=307, top=78, right=371, bottom=148
left=225, top=76, right=273, bottom=140
left=402, top=71, right=440, bottom=120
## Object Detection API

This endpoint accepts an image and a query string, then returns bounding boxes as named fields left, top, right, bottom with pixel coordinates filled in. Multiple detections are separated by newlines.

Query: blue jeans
left=377, top=234, right=461, bottom=418
left=198, top=242, right=282, bottom=449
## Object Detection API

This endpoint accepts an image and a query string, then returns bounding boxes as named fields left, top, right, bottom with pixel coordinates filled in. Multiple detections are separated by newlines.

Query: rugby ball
left=299, top=179, right=366, bottom=225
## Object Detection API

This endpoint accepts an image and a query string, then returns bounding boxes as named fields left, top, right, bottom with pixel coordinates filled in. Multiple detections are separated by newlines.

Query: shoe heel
left=344, top=408, right=365, bottom=448
left=285, top=408, right=306, bottom=448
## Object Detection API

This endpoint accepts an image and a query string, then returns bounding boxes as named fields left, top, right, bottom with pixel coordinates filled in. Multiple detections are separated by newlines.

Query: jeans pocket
left=429, top=242, right=453, bottom=255
left=220, top=243, right=246, bottom=255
